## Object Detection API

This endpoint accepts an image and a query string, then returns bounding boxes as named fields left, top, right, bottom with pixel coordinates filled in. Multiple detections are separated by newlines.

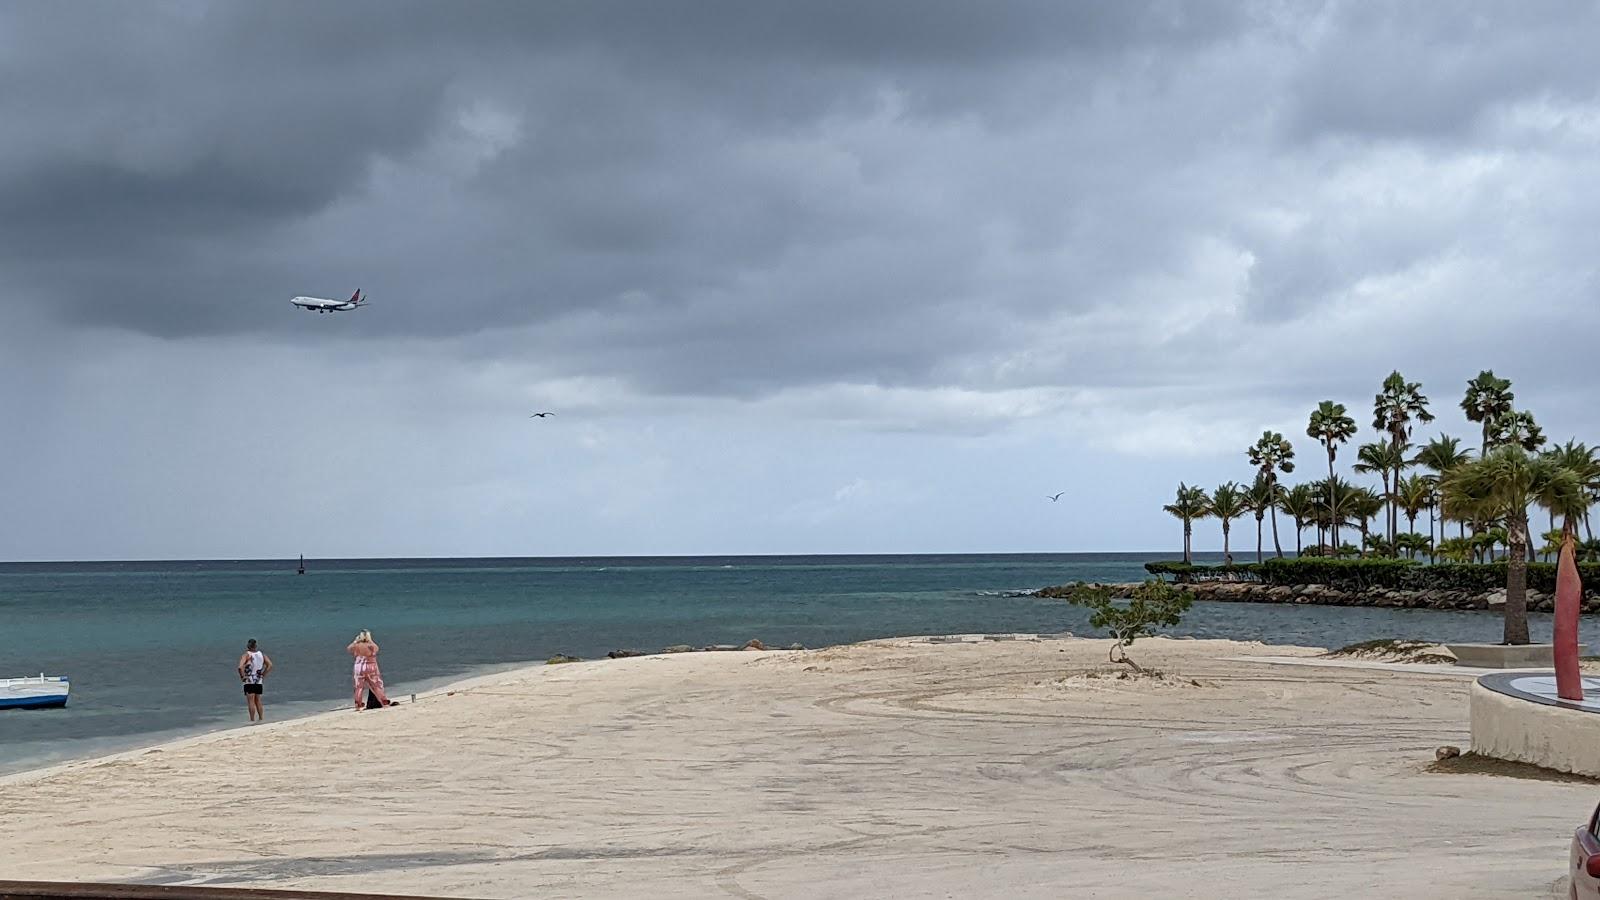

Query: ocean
left=0, top=552, right=1550, bottom=775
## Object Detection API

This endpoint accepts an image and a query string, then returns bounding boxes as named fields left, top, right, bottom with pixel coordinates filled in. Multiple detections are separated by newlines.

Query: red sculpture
left=1555, top=528, right=1584, bottom=702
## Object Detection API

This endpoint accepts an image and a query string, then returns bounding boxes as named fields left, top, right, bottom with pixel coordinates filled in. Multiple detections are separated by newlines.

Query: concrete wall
left=1470, top=682, right=1600, bottom=777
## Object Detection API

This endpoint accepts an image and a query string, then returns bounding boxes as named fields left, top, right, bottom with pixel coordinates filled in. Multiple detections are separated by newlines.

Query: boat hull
left=0, top=695, right=67, bottom=710
left=0, top=676, right=70, bottom=710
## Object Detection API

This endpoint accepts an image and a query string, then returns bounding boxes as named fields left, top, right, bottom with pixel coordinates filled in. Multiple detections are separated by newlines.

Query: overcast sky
left=2, top=2, right=1598, bottom=560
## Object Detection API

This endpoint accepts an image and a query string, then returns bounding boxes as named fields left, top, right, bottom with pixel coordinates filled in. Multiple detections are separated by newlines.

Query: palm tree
left=1353, top=441, right=1407, bottom=543
left=1316, top=476, right=1362, bottom=556
left=1210, top=482, right=1247, bottom=565
left=1163, top=483, right=1211, bottom=565
left=1442, top=446, right=1585, bottom=644
left=1349, top=487, right=1386, bottom=557
left=1473, top=525, right=1509, bottom=563
left=1372, top=371, right=1434, bottom=544
left=1394, top=474, right=1433, bottom=544
left=1279, top=483, right=1317, bottom=556
left=1461, top=370, right=1514, bottom=456
left=1246, top=431, right=1296, bottom=558
left=1396, top=532, right=1432, bottom=560
left=1544, top=441, right=1600, bottom=541
left=1245, top=476, right=1281, bottom=564
left=1307, top=401, right=1357, bottom=550
left=1414, top=434, right=1473, bottom=551
left=1489, top=409, right=1546, bottom=451
left=1539, top=528, right=1565, bottom=562
left=1437, top=535, right=1474, bottom=563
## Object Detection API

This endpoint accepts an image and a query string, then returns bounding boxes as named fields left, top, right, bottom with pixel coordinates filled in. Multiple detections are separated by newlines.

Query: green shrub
left=1255, top=557, right=1417, bottom=591
left=1143, top=561, right=1260, bottom=583
left=1409, top=562, right=1600, bottom=593
left=1058, top=579, right=1193, bottom=669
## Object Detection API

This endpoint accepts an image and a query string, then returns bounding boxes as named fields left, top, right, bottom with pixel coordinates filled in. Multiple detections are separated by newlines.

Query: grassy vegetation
left=1322, top=639, right=1456, bottom=665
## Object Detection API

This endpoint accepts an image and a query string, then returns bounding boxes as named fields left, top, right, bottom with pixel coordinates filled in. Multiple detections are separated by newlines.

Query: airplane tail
left=349, top=289, right=362, bottom=304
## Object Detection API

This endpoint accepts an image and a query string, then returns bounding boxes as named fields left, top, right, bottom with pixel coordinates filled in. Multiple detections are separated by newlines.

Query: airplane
left=290, top=289, right=369, bottom=313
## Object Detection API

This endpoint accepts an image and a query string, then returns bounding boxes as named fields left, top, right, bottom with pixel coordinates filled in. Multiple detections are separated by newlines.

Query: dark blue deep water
left=0, top=553, right=1551, bottom=774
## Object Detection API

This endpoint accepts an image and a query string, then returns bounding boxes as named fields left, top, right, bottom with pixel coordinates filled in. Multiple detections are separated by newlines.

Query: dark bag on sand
left=365, top=689, right=384, bottom=709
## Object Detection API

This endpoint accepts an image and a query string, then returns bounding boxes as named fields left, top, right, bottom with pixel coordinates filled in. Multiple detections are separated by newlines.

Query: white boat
left=0, top=674, right=70, bottom=710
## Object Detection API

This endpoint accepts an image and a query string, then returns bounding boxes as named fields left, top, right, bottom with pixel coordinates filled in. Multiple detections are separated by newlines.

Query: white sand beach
left=0, top=637, right=1588, bottom=899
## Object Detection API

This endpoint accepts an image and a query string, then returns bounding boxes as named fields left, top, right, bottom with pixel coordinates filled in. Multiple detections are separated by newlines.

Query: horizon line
left=0, top=549, right=1215, bottom=566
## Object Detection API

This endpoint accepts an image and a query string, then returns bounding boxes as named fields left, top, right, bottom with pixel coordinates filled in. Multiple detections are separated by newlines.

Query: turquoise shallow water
left=0, top=552, right=1550, bottom=774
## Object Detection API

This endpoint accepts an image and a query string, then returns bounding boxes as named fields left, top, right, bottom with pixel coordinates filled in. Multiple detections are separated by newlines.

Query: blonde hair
left=355, top=630, right=373, bottom=643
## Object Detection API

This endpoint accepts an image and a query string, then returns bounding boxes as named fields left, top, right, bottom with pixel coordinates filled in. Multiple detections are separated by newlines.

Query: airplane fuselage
left=290, top=290, right=365, bottom=313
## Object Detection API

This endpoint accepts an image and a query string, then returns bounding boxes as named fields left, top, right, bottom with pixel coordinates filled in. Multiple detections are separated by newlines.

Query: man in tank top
left=237, top=638, right=273, bottom=722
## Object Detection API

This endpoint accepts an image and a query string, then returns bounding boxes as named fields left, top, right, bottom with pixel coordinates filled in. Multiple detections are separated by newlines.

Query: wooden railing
left=0, top=883, right=476, bottom=900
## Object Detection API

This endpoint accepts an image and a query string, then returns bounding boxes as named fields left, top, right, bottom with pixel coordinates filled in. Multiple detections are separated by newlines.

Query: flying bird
left=529, top=412, right=555, bottom=418
left=1047, top=492, right=1066, bottom=502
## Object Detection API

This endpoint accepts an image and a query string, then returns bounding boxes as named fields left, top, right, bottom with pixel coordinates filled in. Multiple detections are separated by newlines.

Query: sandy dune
left=0, top=637, right=1588, bottom=898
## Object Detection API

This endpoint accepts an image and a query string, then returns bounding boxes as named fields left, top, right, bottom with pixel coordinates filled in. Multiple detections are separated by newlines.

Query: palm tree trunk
left=1222, top=520, right=1231, bottom=564
left=1294, top=518, right=1303, bottom=556
left=1183, top=521, right=1192, bottom=565
left=1384, top=472, right=1393, bottom=549
left=1505, top=514, right=1531, bottom=645
left=1326, top=446, right=1339, bottom=550
left=1385, top=473, right=1394, bottom=547
left=1269, top=499, right=1283, bottom=557
left=1255, top=514, right=1264, bottom=564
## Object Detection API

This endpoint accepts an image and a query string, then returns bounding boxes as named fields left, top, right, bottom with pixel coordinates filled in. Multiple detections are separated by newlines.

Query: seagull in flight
left=529, top=412, right=555, bottom=418
left=1047, top=492, right=1066, bottom=502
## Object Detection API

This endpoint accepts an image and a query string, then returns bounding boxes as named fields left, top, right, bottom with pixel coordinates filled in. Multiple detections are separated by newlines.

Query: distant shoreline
left=0, top=656, right=554, bottom=787
left=0, top=550, right=1206, bottom=567
left=0, top=656, right=556, bottom=782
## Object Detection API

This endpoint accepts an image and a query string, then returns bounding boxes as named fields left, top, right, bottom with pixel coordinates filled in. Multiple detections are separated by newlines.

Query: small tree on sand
left=1062, top=580, right=1194, bottom=672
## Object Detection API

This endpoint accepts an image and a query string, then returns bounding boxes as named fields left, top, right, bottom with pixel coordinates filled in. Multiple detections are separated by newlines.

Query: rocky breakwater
left=1177, top=581, right=1600, bottom=614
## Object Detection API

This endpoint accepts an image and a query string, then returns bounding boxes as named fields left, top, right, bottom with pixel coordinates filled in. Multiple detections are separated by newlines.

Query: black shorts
left=243, top=683, right=263, bottom=695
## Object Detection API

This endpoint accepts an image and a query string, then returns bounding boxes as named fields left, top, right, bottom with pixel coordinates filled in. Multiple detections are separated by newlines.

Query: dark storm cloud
left=0, top=0, right=1257, bottom=394
left=8, top=2, right=1600, bottom=560
left=2, top=1, right=1598, bottom=402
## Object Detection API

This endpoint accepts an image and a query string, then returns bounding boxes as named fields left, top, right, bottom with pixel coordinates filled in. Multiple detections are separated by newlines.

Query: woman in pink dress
left=347, top=630, right=392, bottom=710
